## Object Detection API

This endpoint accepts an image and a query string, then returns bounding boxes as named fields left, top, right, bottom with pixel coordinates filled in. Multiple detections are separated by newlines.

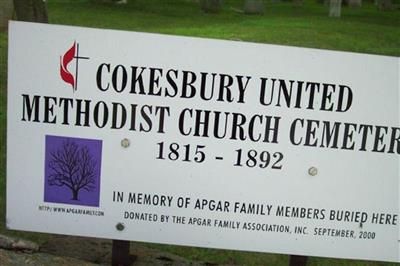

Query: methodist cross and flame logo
left=60, top=42, right=89, bottom=91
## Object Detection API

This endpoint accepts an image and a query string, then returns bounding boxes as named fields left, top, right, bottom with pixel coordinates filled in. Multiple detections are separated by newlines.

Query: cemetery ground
left=0, top=0, right=399, bottom=265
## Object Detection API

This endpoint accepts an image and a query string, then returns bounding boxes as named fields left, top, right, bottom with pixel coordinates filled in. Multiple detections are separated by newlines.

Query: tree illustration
left=48, top=140, right=97, bottom=200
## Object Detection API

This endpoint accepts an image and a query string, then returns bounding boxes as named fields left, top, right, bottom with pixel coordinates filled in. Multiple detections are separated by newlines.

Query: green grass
left=45, top=0, right=400, bottom=56
left=1, top=0, right=400, bottom=265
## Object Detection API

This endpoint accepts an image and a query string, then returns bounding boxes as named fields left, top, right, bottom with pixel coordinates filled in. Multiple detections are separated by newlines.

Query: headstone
left=292, top=0, right=304, bottom=6
left=377, top=0, right=392, bottom=10
left=244, top=0, right=265, bottom=14
left=348, top=0, right=361, bottom=7
left=200, top=0, right=222, bottom=13
left=329, top=0, right=342, bottom=17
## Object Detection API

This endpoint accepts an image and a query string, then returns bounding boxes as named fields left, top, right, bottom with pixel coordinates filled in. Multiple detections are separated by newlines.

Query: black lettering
left=342, top=123, right=357, bottom=150
left=22, top=94, right=40, bottom=122
left=130, top=66, right=147, bottom=94
left=43, top=96, right=57, bottom=124
left=93, top=101, right=109, bottom=128
left=236, top=75, right=251, bottom=103
left=213, top=111, right=229, bottom=139
left=148, top=68, right=163, bottom=96
left=305, top=119, right=319, bottom=147
left=231, top=113, right=246, bottom=140
left=200, top=72, right=216, bottom=101
left=75, top=99, right=91, bottom=127
left=372, top=126, right=388, bottom=153
left=358, top=124, right=373, bottom=151
left=112, top=65, right=127, bottom=93
left=179, top=108, right=192, bottom=136
left=111, top=102, right=127, bottom=129
left=129, top=104, right=137, bottom=131
left=155, top=106, right=170, bottom=133
left=388, top=127, right=400, bottom=154
left=96, top=63, right=110, bottom=91
left=194, top=109, right=210, bottom=137
left=140, top=105, right=153, bottom=132
left=277, top=79, right=293, bottom=107
left=320, top=83, right=335, bottom=111
left=165, top=69, right=178, bottom=97
left=290, top=118, right=303, bottom=145
left=249, top=115, right=262, bottom=142
left=59, top=98, right=73, bottom=125
left=263, top=116, right=280, bottom=143
left=218, top=74, right=234, bottom=102
left=320, top=121, right=340, bottom=148
left=305, top=82, right=320, bottom=110
left=337, top=85, right=353, bottom=112
left=181, top=71, right=196, bottom=98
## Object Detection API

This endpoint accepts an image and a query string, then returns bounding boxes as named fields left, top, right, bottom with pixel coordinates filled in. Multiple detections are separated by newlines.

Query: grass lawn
left=0, top=0, right=399, bottom=265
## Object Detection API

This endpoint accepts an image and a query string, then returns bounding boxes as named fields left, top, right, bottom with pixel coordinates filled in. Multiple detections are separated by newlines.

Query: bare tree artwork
left=48, top=140, right=97, bottom=200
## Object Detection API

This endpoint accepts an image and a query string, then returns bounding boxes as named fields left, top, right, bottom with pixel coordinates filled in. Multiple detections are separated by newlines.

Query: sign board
left=7, top=21, right=400, bottom=262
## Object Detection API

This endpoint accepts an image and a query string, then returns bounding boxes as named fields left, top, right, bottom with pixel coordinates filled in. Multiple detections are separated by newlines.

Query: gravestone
left=200, top=0, right=222, bottom=13
left=244, top=0, right=265, bottom=14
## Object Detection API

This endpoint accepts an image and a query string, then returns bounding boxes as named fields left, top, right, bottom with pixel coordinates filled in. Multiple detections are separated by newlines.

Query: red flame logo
left=60, top=42, right=76, bottom=91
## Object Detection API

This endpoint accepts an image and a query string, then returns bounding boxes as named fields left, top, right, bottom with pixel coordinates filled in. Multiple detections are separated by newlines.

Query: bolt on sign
left=6, top=21, right=400, bottom=262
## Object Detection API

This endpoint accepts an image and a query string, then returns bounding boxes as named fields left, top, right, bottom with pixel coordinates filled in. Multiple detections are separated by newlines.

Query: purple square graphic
left=44, top=135, right=102, bottom=207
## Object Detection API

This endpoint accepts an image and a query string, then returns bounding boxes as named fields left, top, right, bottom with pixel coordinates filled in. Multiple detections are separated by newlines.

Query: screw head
left=116, top=222, right=125, bottom=231
left=121, top=138, right=130, bottom=148
left=308, top=167, right=318, bottom=176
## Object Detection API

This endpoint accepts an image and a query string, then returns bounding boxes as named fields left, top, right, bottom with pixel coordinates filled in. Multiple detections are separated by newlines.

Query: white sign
left=7, top=21, right=400, bottom=262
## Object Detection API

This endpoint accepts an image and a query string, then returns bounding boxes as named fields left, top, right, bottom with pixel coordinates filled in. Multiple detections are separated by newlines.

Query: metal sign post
left=289, top=255, right=308, bottom=266
left=112, top=240, right=132, bottom=266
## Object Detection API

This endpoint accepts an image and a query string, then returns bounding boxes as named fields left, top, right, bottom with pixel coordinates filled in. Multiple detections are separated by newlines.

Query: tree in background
left=244, top=0, right=265, bottom=14
left=13, top=0, right=48, bottom=23
left=200, top=0, right=222, bottom=13
left=0, top=0, right=14, bottom=31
